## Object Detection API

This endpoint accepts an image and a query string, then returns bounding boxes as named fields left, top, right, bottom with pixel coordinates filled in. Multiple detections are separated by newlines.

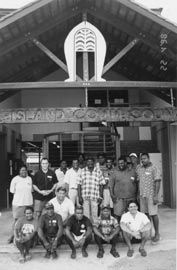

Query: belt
left=70, top=188, right=77, bottom=190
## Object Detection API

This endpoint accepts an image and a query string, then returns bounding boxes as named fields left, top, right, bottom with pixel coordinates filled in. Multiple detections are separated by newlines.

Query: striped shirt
left=77, top=167, right=105, bottom=201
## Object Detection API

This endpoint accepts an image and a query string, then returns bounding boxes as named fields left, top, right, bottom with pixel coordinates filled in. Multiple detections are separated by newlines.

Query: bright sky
left=0, top=0, right=177, bottom=23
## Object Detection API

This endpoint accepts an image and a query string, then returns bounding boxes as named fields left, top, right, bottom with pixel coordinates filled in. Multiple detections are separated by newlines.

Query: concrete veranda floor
left=0, top=206, right=176, bottom=270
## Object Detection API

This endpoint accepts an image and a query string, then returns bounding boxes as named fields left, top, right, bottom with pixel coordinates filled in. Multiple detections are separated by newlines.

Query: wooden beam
left=0, top=35, right=65, bottom=80
left=87, top=8, right=176, bottom=60
left=0, top=81, right=177, bottom=90
left=146, top=90, right=172, bottom=104
left=0, top=90, right=20, bottom=103
left=102, top=38, right=139, bottom=75
left=0, top=8, right=81, bottom=57
left=28, top=35, right=69, bottom=74
left=117, top=0, right=177, bottom=34
left=0, top=0, right=59, bottom=29
left=0, top=107, right=176, bottom=123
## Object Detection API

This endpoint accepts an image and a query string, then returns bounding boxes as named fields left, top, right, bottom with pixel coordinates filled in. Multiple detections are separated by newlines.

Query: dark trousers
left=15, top=238, right=34, bottom=255
left=94, top=234, right=118, bottom=250
left=40, top=235, right=63, bottom=252
left=65, top=234, right=92, bottom=251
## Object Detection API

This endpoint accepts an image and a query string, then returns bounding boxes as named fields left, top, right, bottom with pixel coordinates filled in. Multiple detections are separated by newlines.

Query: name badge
left=145, top=172, right=151, bottom=175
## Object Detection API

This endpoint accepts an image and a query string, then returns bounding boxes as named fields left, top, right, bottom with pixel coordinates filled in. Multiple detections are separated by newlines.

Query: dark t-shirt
left=33, top=169, right=58, bottom=201
left=66, top=215, right=92, bottom=236
left=110, top=168, right=137, bottom=199
left=39, top=213, right=63, bottom=238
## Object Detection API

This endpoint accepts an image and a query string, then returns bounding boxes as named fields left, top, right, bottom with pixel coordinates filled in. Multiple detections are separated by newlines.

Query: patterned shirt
left=136, top=163, right=161, bottom=198
left=77, top=167, right=105, bottom=201
left=94, top=215, right=118, bottom=236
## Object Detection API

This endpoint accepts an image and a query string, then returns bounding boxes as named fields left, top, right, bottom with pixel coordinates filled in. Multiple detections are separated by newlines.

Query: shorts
left=113, top=197, right=136, bottom=216
left=140, top=196, right=158, bottom=216
left=12, top=205, right=32, bottom=219
left=34, top=200, right=47, bottom=213
left=123, top=230, right=150, bottom=240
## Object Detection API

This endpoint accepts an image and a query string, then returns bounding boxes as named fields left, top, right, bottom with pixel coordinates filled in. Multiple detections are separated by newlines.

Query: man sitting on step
left=93, top=205, right=120, bottom=258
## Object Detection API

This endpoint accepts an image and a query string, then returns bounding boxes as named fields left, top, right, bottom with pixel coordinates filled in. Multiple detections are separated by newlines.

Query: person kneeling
left=38, top=202, right=63, bottom=259
left=65, top=205, right=92, bottom=259
left=120, top=201, right=151, bottom=257
left=14, top=206, right=38, bottom=263
left=93, top=205, right=120, bottom=258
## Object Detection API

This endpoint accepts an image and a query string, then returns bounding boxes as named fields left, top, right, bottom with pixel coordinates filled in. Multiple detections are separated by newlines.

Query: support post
left=43, top=137, right=49, bottom=159
left=81, top=134, right=84, bottom=153
left=115, top=134, right=121, bottom=161
left=103, top=134, right=106, bottom=152
left=59, top=134, right=63, bottom=160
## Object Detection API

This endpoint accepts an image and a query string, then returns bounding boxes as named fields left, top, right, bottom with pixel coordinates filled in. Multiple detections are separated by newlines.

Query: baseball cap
left=101, top=205, right=111, bottom=210
left=129, top=153, right=138, bottom=158
left=45, top=202, right=54, bottom=209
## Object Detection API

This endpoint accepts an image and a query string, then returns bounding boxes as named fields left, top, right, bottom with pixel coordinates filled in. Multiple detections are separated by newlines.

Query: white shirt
left=120, top=211, right=150, bottom=232
left=55, top=168, right=67, bottom=187
left=10, top=175, right=33, bottom=206
left=64, top=168, right=81, bottom=189
left=49, top=196, right=74, bottom=222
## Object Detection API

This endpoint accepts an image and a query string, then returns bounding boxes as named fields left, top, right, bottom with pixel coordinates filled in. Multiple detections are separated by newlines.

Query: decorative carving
left=64, top=21, right=106, bottom=81
left=0, top=107, right=176, bottom=123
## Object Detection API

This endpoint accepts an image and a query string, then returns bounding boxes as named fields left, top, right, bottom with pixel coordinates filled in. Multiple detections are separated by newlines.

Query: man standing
left=78, top=158, right=105, bottom=223
left=65, top=205, right=92, bottom=259
left=102, top=158, right=114, bottom=208
left=64, top=158, right=81, bottom=206
left=49, top=186, right=74, bottom=225
left=33, top=158, right=58, bottom=219
left=93, top=205, right=120, bottom=258
left=120, top=201, right=151, bottom=257
left=129, top=153, right=139, bottom=170
left=38, top=202, right=63, bottom=259
left=110, top=156, right=137, bottom=222
left=136, top=153, right=161, bottom=243
left=55, top=160, right=68, bottom=187
left=14, top=206, right=38, bottom=263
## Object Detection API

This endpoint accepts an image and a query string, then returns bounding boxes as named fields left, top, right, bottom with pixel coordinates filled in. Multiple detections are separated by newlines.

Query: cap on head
left=129, top=153, right=138, bottom=158
left=45, top=202, right=54, bottom=209
left=101, top=205, right=111, bottom=211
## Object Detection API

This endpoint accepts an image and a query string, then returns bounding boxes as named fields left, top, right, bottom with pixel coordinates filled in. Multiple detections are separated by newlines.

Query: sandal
left=139, top=248, right=147, bottom=257
left=127, top=249, right=134, bottom=257
left=97, top=249, right=104, bottom=258
left=110, top=248, right=120, bottom=258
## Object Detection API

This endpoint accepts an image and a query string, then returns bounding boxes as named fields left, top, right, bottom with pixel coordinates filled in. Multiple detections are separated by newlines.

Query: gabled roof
left=0, top=0, right=176, bottom=104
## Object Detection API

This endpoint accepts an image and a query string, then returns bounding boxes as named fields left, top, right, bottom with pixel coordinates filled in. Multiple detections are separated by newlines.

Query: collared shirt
left=39, top=213, right=63, bottom=238
left=77, top=166, right=105, bottom=200
left=10, top=175, right=33, bottom=206
left=120, top=211, right=150, bottom=232
left=94, top=215, right=118, bottom=236
left=109, top=168, right=137, bottom=199
left=64, top=167, right=81, bottom=189
left=55, top=168, right=67, bottom=187
left=136, top=163, right=161, bottom=198
left=49, top=196, right=74, bottom=222
left=33, top=169, right=58, bottom=201
left=66, top=214, right=92, bottom=236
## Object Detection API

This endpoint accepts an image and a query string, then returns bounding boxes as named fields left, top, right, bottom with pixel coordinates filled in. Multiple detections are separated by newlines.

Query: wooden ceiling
left=0, top=0, right=176, bottom=104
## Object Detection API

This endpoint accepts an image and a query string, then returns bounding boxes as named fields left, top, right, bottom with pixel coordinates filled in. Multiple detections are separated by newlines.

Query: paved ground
left=0, top=206, right=176, bottom=270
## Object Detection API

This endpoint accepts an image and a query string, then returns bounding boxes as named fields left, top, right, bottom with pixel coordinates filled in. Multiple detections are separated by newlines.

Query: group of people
left=9, top=151, right=161, bottom=263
